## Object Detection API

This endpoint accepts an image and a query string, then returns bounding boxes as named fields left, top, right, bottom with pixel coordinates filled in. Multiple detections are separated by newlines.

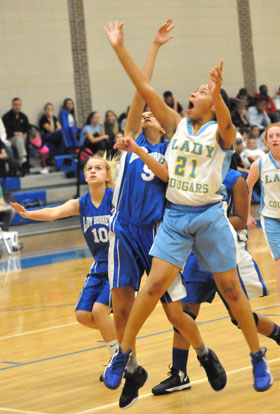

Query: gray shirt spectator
left=245, top=100, right=270, bottom=131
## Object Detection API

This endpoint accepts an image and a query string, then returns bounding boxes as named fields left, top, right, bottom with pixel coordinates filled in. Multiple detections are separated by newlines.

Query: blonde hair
left=83, top=152, right=117, bottom=188
left=264, top=123, right=280, bottom=143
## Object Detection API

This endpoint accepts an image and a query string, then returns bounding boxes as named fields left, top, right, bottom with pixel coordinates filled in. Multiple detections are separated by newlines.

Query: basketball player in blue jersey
left=247, top=123, right=280, bottom=298
left=103, top=20, right=273, bottom=394
left=10, top=156, right=118, bottom=371
left=105, top=20, right=226, bottom=409
left=152, top=167, right=280, bottom=395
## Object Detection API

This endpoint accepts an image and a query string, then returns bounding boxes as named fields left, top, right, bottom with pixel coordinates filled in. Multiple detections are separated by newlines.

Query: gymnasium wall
left=0, top=0, right=75, bottom=124
left=84, top=0, right=243, bottom=116
left=249, top=0, right=280, bottom=95
left=0, top=0, right=279, bottom=124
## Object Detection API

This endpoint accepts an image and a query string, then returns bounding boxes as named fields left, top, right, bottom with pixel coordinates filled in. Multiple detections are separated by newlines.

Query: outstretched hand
left=154, top=18, right=175, bottom=46
left=103, top=20, right=124, bottom=48
left=114, top=136, right=139, bottom=153
left=208, top=60, right=224, bottom=97
left=10, top=202, right=28, bottom=218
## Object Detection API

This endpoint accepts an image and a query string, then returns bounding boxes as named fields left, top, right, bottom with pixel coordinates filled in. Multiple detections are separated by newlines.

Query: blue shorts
left=150, top=202, right=237, bottom=273
left=182, top=245, right=268, bottom=305
left=108, top=215, right=156, bottom=290
left=261, top=215, right=280, bottom=260
left=75, top=273, right=111, bottom=312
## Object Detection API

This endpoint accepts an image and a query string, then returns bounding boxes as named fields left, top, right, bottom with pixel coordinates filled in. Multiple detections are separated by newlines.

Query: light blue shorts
left=261, top=215, right=280, bottom=260
left=150, top=202, right=237, bottom=273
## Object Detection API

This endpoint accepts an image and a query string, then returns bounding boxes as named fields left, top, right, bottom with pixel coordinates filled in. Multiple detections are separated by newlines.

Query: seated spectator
left=0, top=118, right=20, bottom=176
left=231, top=133, right=250, bottom=176
left=273, top=87, right=280, bottom=112
left=39, top=103, right=65, bottom=156
left=59, top=98, right=80, bottom=148
left=29, top=128, right=50, bottom=174
left=2, top=98, right=30, bottom=171
left=236, top=87, right=255, bottom=109
left=118, top=106, right=130, bottom=133
left=255, top=85, right=280, bottom=122
left=231, top=99, right=249, bottom=130
left=163, top=91, right=184, bottom=116
left=240, top=137, right=265, bottom=168
left=80, top=112, right=111, bottom=155
left=104, top=110, right=120, bottom=147
left=0, top=183, right=14, bottom=231
left=245, top=99, right=271, bottom=132
left=240, top=125, right=250, bottom=146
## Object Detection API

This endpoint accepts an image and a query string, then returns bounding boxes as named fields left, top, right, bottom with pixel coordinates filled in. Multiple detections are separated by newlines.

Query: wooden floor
left=0, top=228, right=279, bottom=414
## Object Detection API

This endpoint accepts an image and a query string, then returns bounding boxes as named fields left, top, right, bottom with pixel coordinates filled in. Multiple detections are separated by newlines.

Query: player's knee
left=219, top=281, right=240, bottom=303
left=146, top=279, right=165, bottom=298
left=75, top=310, right=96, bottom=328
left=113, top=306, right=130, bottom=327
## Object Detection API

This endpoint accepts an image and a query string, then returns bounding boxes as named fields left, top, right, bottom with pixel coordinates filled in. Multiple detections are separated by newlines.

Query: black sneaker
left=152, top=367, right=191, bottom=395
left=119, top=366, right=148, bottom=409
left=197, top=349, right=227, bottom=391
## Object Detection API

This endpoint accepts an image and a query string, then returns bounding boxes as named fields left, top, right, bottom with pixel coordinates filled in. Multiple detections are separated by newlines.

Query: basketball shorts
left=261, top=215, right=280, bottom=260
left=75, top=272, right=111, bottom=311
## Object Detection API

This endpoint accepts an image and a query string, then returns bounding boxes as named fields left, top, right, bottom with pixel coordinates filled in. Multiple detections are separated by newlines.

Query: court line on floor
left=0, top=322, right=78, bottom=342
left=74, top=357, right=280, bottom=414
left=0, top=304, right=279, bottom=344
left=0, top=408, right=49, bottom=414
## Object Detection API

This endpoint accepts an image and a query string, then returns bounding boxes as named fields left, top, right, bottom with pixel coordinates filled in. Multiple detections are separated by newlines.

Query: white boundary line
left=0, top=408, right=49, bottom=414
left=74, top=357, right=280, bottom=414
left=0, top=322, right=78, bottom=341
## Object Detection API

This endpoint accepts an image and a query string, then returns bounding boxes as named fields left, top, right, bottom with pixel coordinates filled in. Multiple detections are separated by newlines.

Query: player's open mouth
left=188, top=101, right=194, bottom=110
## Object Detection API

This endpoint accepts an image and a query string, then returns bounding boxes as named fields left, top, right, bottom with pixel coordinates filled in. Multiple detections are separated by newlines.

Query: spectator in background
left=273, top=87, right=280, bottom=112
left=80, top=111, right=111, bottom=155
left=255, top=85, right=280, bottom=122
left=163, top=90, right=185, bottom=116
left=0, top=183, right=14, bottom=231
left=59, top=98, right=80, bottom=148
left=240, top=137, right=265, bottom=169
left=28, top=128, right=50, bottom=174
left=231, top=99, right=249, bottom=130
left=104, top=110, right=120, bottom=148
left=245, top=99, right=271, bottom=132
left=236, top=88, right=255, bottom=109
left=2, top=98, right=30, bottom=170
left=39, top=103, right=65, bottom=156
left=0, top=117, right=20, bottom=176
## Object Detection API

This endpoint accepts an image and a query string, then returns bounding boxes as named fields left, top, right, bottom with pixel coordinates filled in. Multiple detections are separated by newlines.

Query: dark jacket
left=2, top=110, right=30, bottom=138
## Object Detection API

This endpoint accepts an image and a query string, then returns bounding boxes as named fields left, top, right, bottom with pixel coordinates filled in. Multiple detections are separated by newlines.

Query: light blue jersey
left=112, top=133, right=168, bottom=227
left=79, top=188, right=113, bottom=275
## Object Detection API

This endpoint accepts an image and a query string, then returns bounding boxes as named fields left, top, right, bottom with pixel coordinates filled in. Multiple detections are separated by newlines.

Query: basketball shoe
left=151, top=367, right=191, bottom=395
left=119, top=366, right=148, bottom=409
left=197, top=348, right=227, bottom=391
left=250, top=346, right=273, bottom=392
left=103, top=345, right=131, bottom=390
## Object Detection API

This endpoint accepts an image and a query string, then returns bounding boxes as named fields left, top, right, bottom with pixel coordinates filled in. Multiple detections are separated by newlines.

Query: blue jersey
left=112, top=133, right=168, bottom=226
left=79, top=188, right=113, bottom=275
left=223, top=168, right=243, bottom=215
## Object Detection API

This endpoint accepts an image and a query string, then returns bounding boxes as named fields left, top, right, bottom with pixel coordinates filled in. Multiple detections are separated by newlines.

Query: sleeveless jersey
left=165, top=118, right=233, bottom=206
left=112, top=133, right=168, bottom=226
left=79, top=188, right=113, bottom=274
left=259, top=152, right=280, bottom=218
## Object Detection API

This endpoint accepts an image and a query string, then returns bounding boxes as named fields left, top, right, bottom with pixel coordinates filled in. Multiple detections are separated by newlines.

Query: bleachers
left=4, top=155, right=87, bottom=236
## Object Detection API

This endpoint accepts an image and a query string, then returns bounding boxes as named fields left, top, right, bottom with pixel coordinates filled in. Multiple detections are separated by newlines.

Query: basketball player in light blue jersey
left=11, top=156, right=118, bottom=371
left=152, top=167, right=280, bottom=395
left=105, top=20, right=227, bottom=408
left=103, top=20, right=273, bottom=394
left=247, top=123, right=280, bottom=298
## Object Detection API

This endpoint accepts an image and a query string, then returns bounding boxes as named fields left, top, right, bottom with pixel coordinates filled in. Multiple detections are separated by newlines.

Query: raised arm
left=246, top=160, right=260, bottom=228
left=208, top=60, right=236, bottom=149
left=114, top=136, right=168, bottom=182
left=125, top=18, right=175, bottom=139
left=104, top=21, right=181, bottom=138
left=10, top=199, right=79, bottom=221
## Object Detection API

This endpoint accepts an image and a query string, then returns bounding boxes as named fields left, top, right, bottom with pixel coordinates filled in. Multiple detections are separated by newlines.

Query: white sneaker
left=40, top=167, right=49, bottom=174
